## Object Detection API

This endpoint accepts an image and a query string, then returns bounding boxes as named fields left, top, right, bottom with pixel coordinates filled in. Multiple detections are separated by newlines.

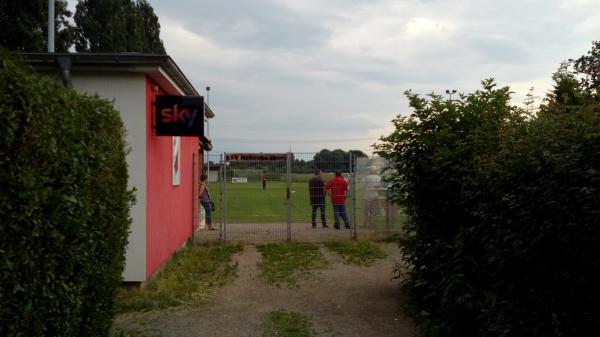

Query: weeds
left=262, top=310, right=315, bottom=337
left=116, top=243, right=243, bottom=313
left=375, top=233, right=403, bottom=243
left=257, top=242, right=327, bottom=287
left=324, top=240, right=386, bottom=266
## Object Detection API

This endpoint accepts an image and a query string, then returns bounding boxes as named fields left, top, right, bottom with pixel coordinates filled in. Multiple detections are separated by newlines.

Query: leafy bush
left=0, top=52, right=133, bottom=337
left=377, top=74, right=600, bottom=336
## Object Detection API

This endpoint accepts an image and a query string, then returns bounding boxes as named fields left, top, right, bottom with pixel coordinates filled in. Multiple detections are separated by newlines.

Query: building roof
left=19, top=52, right=215, bottom=118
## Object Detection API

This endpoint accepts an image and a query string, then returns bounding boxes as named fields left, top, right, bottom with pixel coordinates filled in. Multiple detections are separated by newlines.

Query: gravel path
left=114, top=243, right=416, bottom=337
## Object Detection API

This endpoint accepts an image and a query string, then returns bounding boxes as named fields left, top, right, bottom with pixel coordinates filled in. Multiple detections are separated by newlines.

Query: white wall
left=71, top=72, right=147, bottom=282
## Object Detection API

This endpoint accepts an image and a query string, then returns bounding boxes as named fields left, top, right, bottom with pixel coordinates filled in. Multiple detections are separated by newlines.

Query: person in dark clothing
left=199, top=174, right=215, bottom=230
left=309, top=169, right=328, bottom=228
left=261, top=170, right=267, bottom=190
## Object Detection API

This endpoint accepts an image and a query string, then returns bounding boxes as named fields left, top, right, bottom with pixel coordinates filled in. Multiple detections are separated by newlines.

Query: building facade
left=23, top=53, right=210, bottom=282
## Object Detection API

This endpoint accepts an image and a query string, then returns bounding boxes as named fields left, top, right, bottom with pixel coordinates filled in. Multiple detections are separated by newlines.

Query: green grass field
left=206, top=180, right=405, bottom=228
left=208, top=181, right=313, bottom=223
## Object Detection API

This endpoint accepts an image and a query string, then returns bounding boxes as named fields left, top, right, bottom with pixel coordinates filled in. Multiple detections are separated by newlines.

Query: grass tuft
left=257, top=242, right=327, bottom=287
left=375, top=233, right=403, bottom=243
left=116, top=243, right=243, bottom=313
left=262, top=310, right=315, bottom=337
left=110, top=328, right=152, bottom=337
left=324, top=240, right=386, bottom=266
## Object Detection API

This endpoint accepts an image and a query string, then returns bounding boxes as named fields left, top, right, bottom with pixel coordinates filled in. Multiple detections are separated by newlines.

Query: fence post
left=350, top=153, right=357, bottom=240
left=192, top=153, right=196, bottom=243
left=218, top=154, right=222, bottom=238
left=286, top=152, right=292, bottom=241
left=384, top=159, right=391, bottom=232
left=222, top=152, right=228, bottom=241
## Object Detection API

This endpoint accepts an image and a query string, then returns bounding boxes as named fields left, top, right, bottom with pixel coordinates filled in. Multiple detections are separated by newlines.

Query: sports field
left=206, top=180, right=405, bottom=228
left=208, top=181, right=318, bottom=223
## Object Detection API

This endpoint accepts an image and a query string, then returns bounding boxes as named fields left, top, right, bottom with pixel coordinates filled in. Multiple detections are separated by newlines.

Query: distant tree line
left=205, top=149, right=369, bottom=174
left=0, top=0, right=165, bottom=53
left=297, top=149, right=368, bottom=173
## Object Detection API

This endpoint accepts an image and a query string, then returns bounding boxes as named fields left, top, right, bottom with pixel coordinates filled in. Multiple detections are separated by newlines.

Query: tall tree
left=0, top=0, right=74, bottom=52
left=134, top=0, right=166, bottom=54
left=573, top=40, right=600, bottom=99
left=546, top=63, right=585, bottom=111
left=74, top=0, right=165, bottom=54
left=542, top=41, right=600, bottom=113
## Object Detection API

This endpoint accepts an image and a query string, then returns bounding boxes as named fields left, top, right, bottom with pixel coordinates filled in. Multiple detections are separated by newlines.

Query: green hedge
left=377, top=78, right=600, bottom=336
left=0, top=52, right=133, bottom=337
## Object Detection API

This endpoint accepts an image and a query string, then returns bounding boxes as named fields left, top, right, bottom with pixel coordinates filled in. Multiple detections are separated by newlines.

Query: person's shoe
left=334, top=224, right=340, bottom=230
left=322, top=224, right=329, bottom=228
left=344, top=225, right=351, bottom=229
left=312, top=224, right=316, bottom=228
left=208, top=227, right=216, bottom=230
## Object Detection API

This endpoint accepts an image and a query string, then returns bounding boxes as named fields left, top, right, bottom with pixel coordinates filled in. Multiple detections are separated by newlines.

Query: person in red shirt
left=324, top=171, right=351, bottom=229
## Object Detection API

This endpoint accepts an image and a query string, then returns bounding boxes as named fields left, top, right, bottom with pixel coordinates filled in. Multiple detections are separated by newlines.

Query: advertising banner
left=155, top=95, right=204, bottom=136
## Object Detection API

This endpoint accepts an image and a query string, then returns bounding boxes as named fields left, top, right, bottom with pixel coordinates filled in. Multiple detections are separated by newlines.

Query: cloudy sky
left=72, top=0, right=600, bottom=154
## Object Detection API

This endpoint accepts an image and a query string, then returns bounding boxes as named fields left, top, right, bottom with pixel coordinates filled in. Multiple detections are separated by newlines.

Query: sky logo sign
left=155, top=95, right=204, bottom=136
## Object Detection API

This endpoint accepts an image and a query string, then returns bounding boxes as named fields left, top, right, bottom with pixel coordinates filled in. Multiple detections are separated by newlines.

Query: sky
left=70, top=0, right=600, bottom=154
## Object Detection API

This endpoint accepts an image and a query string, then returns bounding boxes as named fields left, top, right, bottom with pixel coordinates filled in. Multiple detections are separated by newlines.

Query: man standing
left=325, top=171, right=351, bottom=229
left=261, top=170, right=267, bottom=190
left=364, top=167, right=382, bottom=226
left=309, top=169, right=328, bottom=228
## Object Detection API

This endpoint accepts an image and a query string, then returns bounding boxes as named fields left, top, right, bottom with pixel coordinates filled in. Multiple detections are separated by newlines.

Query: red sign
left=225, top=153, right=288, bottom=162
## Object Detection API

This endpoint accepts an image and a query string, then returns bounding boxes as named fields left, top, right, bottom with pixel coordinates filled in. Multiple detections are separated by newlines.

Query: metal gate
left=197, top=152, right=404, bottom=242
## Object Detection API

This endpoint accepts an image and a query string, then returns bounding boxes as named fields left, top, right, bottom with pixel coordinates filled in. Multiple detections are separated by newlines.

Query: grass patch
left=116, top=243, right=243, bottom=313
left=209, top=181, right=322, bottom=223
left=110, top=328, right=152, bottom=337
left=375, top=232, right=403, bottom=243
left=257, top=242, right=327, bottom=287
left=208, top=181, right=406, bottom=230
left=262, top=310, right=315, bottom=337
left=324, top=240, right=386, bottom=266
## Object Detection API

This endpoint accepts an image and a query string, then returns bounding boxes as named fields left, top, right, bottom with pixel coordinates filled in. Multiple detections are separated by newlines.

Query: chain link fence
left=195, top=152, right=405, bottom=242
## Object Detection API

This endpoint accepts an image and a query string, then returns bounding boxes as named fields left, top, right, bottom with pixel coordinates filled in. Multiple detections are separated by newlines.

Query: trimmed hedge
left=377, top=79, right=600, bottom=336
left=0, top=52, right=133, bottom=337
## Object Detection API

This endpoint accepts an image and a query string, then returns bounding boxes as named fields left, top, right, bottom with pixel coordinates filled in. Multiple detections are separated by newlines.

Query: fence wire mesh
left=195, top=152, right=405, bottom=242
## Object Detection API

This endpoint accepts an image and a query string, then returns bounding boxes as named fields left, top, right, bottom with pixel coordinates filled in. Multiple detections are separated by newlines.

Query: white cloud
left=67, top=0, right=600, bottom=154
left=405, top=17, right=456, bottom=39
left=160, top=17, right=256, bottom=68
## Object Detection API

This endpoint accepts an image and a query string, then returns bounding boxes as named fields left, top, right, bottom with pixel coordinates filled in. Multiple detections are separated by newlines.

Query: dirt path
left=115, top=243, right=416, bottom=337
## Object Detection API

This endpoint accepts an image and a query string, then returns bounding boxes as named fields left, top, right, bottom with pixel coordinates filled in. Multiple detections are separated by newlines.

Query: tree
left=573, top=40, right=600, bottom=99
left=541, top=41, right=600, bottom=113
left=349, top=150, right=368, bottom=159
left=74, top=0, right=165, bottom=53
left=313, top=149, right=367, bottom=172
left=0, top=0, right=74, bottom=52
left=541, top=62, right=586, bottom=114
left=134, top=0, right=166, bottom=54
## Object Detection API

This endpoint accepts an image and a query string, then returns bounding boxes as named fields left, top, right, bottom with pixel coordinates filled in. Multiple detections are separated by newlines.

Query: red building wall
left=145, top=77, right=199, bottom=278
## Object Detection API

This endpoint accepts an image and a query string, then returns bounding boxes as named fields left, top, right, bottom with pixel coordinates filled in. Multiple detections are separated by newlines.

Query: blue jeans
left=333, top=204, right=350, bottom=228
left=201, top=201, right=212, bottom=226
left=311, top=204, right=326, bottom=226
